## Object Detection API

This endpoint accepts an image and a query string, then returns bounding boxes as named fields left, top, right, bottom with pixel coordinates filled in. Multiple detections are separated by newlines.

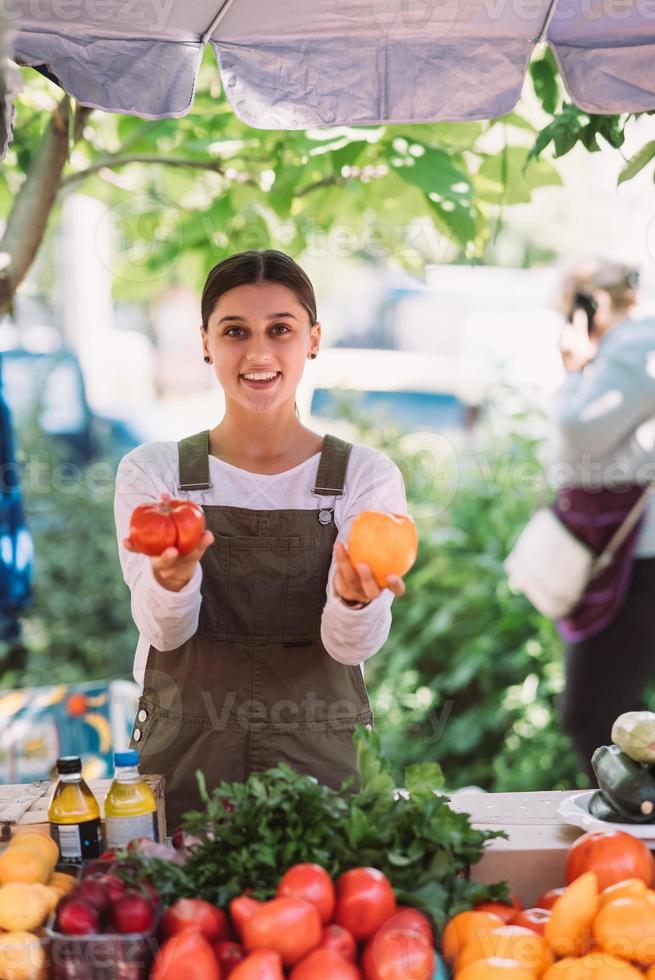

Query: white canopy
left=7, top=0, right=655, bottom=126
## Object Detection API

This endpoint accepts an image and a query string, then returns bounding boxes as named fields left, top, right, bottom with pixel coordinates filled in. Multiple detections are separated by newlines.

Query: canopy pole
left=201, top=0, right=240, bottom=42
left=535, top=0, right=559, bottom=43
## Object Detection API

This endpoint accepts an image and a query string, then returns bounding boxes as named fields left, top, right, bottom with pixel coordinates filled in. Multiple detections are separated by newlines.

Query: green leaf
left=405, top=761, right=445, bottom=796
left=387, top=142, right=472, bottom=203
left=478, top=146, right=561, bottom=204
left=619, top=140, right=655, bottom=183
left=529, top=48, right=560, bottom=115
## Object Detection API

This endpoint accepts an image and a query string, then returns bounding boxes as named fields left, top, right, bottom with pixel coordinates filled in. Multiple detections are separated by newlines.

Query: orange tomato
left=455, top=925, right=551, bottom=975
left=442, top=911, right=505, bottom=966
left=277, top=864, right=335, bottom=925
left=290, top=947, right=362, bottom=979
left=545, top=871, right=599, bottom=958
left=566, top=832, right=655, bottom=892
left=230, top=950, right=285, bottom=980
left=455, top=958, right=537, bottom=979
left=347, top=511, right=418, bottom=587
left=599, top=880, right=649, bottom=907
left=543, top=952, right=643, bottom=979
left=593, top=895, right=655, bottom=966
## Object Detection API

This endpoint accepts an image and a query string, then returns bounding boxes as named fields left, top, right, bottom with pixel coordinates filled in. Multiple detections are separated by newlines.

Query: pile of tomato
left=150, top=864, right=445, bottom=979
left=444, top=829, right=655, bottom=978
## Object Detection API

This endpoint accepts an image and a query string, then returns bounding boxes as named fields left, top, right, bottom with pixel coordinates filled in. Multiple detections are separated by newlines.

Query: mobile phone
left=570, top=290, right=598, bottom=335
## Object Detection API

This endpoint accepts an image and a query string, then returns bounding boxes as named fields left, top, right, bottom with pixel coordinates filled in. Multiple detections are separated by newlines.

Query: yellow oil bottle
left=104, top=750, right=158, bottom=849
left=48, top=756, right=102, bottom=865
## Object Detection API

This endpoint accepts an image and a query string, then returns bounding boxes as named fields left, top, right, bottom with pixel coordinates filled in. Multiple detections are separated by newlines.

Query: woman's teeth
left=240, top=371, right=281, bottom=387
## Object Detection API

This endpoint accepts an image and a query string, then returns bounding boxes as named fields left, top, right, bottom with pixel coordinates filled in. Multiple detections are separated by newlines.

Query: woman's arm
left=113, top=453, right=204, bottom=652
left=553, top=339, right=655, bottom=460
left=320, top=452, right=408, bottom=666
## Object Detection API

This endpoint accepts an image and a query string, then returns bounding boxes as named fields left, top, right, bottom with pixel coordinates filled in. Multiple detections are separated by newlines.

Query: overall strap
left=178, top=430, right=213, bottom=491
left=312, top=435, right=352, bottom=497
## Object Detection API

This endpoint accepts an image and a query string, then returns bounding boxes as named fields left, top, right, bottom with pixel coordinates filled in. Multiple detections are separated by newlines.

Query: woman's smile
left=239, top=370, right=282, bottom=390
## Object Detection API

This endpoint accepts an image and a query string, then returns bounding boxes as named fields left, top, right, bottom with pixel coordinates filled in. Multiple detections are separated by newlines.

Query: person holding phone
left=547, top=259, right=655, bottom=778
left=113, top=250, right=408, bottom=828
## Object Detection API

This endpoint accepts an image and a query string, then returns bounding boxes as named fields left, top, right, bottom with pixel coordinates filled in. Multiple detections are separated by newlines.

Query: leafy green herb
left=129, top=727, right=508, bottom=930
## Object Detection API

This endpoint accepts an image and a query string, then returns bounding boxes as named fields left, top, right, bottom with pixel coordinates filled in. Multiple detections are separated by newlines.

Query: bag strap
left=592, top=482, right=655, bottom=576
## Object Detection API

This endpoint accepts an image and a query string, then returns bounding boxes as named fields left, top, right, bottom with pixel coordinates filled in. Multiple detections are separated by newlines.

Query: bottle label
left=105, top=811, right=158, bottom=849
left=50, top=818, right=102, bottom=864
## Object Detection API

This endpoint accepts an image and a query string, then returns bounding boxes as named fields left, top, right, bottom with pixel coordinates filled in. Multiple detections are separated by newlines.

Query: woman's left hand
left=333, top=541, right=406, bottom=605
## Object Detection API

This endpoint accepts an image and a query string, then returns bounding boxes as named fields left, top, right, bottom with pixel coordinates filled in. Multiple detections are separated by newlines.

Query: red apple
left=110, top=893, right=156, bottom=934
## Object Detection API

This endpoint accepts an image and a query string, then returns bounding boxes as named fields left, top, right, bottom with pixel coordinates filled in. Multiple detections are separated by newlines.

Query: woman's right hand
left=123, top=493, right=215, bottom=593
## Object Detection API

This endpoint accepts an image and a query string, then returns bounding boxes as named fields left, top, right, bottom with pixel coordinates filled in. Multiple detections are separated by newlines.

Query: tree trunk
left=0, top=96, right=91, bottom=316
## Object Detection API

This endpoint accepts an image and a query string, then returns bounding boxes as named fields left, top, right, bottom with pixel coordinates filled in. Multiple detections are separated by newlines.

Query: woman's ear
left=309, top=321, right=322, bottom=356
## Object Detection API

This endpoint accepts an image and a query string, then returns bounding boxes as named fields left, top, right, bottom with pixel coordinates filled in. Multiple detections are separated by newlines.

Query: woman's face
left=202, top=281, right=320, bottom=414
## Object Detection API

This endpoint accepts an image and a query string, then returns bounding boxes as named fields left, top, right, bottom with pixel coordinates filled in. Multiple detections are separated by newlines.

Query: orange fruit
left=9, top=832, right=59, bottom=871
left=543, top=952, right=643, bottom=979
left=442, top=911, right=505, bottom=965
left=347, top=511, right=418, bottom=587
left=600, top=880, right=649, bottom=907
left=455, top=958, right=537, bottom=979
left=646, top=968, right=655, bottom=979
left=593, top=895, right=655, bottom=966
left=545, top=871, right=598, bottom=957
left=0, top=883, right=50, bottom=931
left=49, top=871, right=76, bottom=893
left=456, top=925, right=551, bottom=975
left=0, top=931, right=45, bottom=980
left=0, top=847, right=49, bottom=886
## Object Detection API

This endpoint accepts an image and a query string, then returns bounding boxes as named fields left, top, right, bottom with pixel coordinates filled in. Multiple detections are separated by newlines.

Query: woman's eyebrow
left=217, top=312, right=297, bottom=324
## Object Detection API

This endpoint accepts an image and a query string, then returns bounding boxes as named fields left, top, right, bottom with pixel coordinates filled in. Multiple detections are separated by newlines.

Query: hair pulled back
left=201, top=250, right=317, bottom=331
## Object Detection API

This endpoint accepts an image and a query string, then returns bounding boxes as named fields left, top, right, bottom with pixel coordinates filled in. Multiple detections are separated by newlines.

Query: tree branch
left=59, top=153, right=229, bottom=188
left=295, top=175, right=344, bottom=197
left=0, top=97, right=92, bottom=316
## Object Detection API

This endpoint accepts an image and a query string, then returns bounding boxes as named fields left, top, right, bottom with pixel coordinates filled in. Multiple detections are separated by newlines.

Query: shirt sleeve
left=113, top=452, right=202, bottom=653
left=552, top=343, right=655, bottom=460
left=320, top=451, right=408, bottom=667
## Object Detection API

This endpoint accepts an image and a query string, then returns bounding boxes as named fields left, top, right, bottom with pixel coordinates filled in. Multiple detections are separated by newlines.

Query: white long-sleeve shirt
left=114, top=439, right=408, bottom=689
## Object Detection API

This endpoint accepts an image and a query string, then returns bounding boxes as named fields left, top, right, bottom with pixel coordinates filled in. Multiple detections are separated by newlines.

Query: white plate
left=557, top=790, right=655, bottom=839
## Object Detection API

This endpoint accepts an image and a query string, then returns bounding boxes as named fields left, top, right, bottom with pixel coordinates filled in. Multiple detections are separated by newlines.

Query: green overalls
left=130, top=430, right=373, bottom=830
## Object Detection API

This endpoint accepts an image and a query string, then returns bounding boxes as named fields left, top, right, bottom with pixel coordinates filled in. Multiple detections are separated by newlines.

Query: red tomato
left=362, top=912, right=435, bottom=980
left=318, top=925, right=358, bottom=962
left=230, top=951, right=284, bottom=980
left=214, top=941, right=246, bottom=977
left=242, top=897, right=322, bottom=966
left=229, top=896, right=261, bottom=939
left=162, top=899, right=229, bottom=943
left=277, top=863, right=336, bottom=925
left=335, top=868, right=397, bottom=942
left=128, top=500, right=205, bottom=557
left=511, top=907, right=551, bottom=936
left=566, top=830, right=655, bottom=891
left=290, top=948, right=362, bottom=979
left=378, top=908, right=433, bottom=945
left=151, top=931, right=221, bottom=980
left=533, top=887, right=565, bottom=910
left=474, top=897, right=521, bottom=923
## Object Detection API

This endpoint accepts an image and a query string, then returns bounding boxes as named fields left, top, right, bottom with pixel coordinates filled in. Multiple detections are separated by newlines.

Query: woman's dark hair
left=201, top=250, right=317, bottom=331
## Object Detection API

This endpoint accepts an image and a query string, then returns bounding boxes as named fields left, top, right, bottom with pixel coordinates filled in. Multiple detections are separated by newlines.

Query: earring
left=309, top=352, right=317, bottom=360
left=204, top=356, right=211, bottom=364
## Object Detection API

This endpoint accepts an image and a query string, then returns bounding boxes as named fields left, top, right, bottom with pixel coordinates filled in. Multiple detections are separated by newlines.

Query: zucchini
left=592, top=744, right=655, bottom=821
left=612, top=711, right=655, bottom=764
left=588, top=789, right=633, bottom=823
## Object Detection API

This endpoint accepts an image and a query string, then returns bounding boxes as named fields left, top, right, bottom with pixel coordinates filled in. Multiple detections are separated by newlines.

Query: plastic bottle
left=104, top=750, right=158, bottom=849
left=48, top=756, right=103, bottom=865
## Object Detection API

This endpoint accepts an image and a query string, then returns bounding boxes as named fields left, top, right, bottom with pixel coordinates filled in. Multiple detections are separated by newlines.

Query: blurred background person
left=548, top=259, right=655, bottom=780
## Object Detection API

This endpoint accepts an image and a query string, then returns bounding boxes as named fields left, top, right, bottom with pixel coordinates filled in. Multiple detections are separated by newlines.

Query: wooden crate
left=0, top=775, right=166, bottom=846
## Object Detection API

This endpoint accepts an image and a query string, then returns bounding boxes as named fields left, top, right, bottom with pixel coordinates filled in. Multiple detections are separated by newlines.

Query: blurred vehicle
left=0, top=325, right=143, bottom=460
left=0, top=679, right=140, bottom=783
left=297, top=347, right=491, bottom=440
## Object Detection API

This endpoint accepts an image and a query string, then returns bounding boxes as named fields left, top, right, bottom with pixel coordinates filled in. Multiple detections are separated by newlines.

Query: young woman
left=114, top=250, right=408, bottom=828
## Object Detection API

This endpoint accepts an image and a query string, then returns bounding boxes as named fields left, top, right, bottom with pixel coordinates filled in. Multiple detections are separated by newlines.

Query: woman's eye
left=272, top=324, right=291, bottom=335
left=225, top=327, right=245, bottom=337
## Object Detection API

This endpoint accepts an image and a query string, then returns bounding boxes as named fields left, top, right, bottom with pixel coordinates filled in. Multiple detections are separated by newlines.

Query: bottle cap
left=114, top=750, right=139, bottom=767
left=56, top=756, right=81, bottom=774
